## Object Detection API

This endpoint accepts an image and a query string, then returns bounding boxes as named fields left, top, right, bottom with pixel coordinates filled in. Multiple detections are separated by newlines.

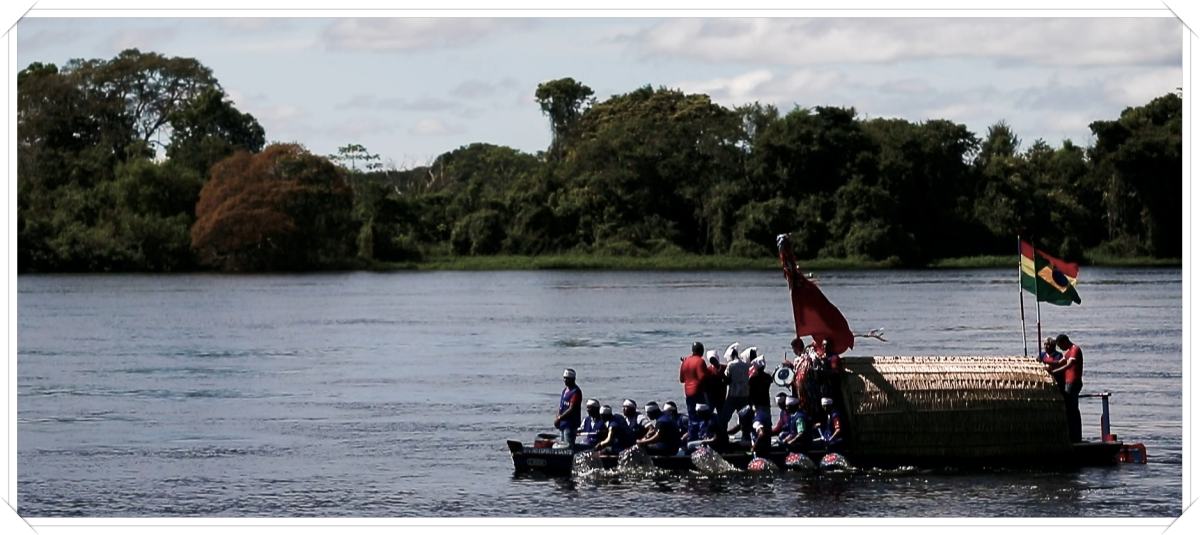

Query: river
left=17, top=268, right=1182, bottom=517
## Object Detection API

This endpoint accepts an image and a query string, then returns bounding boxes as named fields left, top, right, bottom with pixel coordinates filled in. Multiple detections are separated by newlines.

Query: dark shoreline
left=16, top=254, right=1181, bottom=275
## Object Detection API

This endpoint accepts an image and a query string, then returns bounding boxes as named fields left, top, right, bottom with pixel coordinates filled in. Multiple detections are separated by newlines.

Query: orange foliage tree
left=190, top=143, right=354, bottom=271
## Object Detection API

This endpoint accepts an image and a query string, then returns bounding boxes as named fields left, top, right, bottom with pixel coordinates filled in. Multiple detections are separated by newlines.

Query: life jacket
left=578, top=415, right=606, bottom=447
left=557, top=385, right=582, bottom=430
left=654, top=414, right=681, bottom=452
left=606, top=417, right=635, bottom=452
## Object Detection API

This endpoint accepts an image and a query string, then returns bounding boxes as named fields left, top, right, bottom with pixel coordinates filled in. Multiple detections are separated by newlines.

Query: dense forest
left=17, top=50, right=1182, bottom=272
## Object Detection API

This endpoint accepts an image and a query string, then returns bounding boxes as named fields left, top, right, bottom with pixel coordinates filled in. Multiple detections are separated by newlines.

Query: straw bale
left=839, top=356, right=1071, bottom=460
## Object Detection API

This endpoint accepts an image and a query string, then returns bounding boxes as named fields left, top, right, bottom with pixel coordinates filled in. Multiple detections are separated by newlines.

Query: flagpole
left=1033, top=237, right=1042, bottom=346
left=1018, top=235, right=1028, bottom=357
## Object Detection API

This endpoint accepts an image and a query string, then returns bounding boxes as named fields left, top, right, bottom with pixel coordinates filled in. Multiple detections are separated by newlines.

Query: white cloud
left=674, top=68, right=844, bottom=107
left=409, top=118, right=466, bottom=136
left=1103, top=67, right=1182, bottom=106
left=626, top=18, right=1181, bottom=67
left=322, top=18, right=533, bottom=52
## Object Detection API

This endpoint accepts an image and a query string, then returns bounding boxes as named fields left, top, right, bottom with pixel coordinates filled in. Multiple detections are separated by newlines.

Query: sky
left=16, top=16, right=1183, bottom=168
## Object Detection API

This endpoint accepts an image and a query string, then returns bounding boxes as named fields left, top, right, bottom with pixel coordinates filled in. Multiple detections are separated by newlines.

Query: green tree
left=331, top=143, right=382, bottom=172
left=167, top=88, right=266, bottom=176
left=69, top=48, right=220, bottom=148
left=1088, top=93, right=1182, bottom=257
left=535, top=78, right=594, bottom=158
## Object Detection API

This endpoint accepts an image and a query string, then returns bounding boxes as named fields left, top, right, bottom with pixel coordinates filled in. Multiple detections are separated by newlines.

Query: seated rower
left=576, top=399, right=606, bottom=450
left=750, top=420, right=771, bottom=458
left=663, top=401, right=689, bottom=442
left=595, top=405, right=634, bottom=454
left=813, top=397, right=844, bottom=453
left=620, top=399, right=649, bottom=440
left=637, top=402, right=682, bottom=456
left=778, top=396, right=809, bottom=452
left=770, top=392, right=789, bottom=435
left=686, top=403, right=729, bottom=453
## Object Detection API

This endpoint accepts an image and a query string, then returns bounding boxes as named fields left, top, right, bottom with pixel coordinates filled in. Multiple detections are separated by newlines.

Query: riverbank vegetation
left=17, top=50, right=1182, bottom=273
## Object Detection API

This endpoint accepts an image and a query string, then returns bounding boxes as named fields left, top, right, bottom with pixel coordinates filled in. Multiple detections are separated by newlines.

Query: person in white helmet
left=778, top=396, right=809, bottom=452
left=620, top=399, right=649, bottom=439
left=554, top=369, right=583, bottom=446
left=595, top=405, right=635, bottom=454
left=722, top=343, right=750, bottom=430
left=750, top=420, right=770, bottom=458
left=637, top=402, right=681, bottom=455
left=747, top=356, right=773, bottom=431
left=813, top=397, right=845, bottom=452
left=576, top=399, right=606, bottom=450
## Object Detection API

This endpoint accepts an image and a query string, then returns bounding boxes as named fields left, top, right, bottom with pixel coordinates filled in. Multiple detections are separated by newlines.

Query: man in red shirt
left=679, top=341, right=712, bottom=444
left=1049, top=333, right=1084, bottom=442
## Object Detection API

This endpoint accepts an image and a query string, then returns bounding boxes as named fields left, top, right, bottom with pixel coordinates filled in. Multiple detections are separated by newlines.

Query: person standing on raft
left=679, top=341, right=713, bottom=443
left=554, top=369, right=583, bottom=447
left=1048, top=334, right=1084, bottom=442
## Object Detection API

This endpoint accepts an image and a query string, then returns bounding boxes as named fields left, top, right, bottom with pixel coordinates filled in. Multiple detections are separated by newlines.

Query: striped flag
left=1020, top=240, right=1082, bottom=306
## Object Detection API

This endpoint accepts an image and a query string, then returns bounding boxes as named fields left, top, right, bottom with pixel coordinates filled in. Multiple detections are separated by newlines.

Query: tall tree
left=167, top=88, right=266, bottom=177
left=69, top=48, right=220, bottom=148
left=534, top=78, right=594, bottom=158
left=1088, top=93, right=1182, bottom=256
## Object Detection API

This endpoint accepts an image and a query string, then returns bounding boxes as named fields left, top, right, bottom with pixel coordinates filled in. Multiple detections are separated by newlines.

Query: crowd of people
left=553, top=332, right=1089, bottom=459
left=553, top=339, right=847, bottom=457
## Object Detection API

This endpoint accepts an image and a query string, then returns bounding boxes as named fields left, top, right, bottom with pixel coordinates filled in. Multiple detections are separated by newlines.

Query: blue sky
left=17, top=16, right=1183, bottom=167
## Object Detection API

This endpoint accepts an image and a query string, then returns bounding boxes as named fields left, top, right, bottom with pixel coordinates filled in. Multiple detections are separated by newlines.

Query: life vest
left=557, top=386, right=582, bottom=430
left=606, top=417, right=635, bottom=452
left=578, top=416, right=606, bottom=447
left=654, top=414, right=681, bottom=452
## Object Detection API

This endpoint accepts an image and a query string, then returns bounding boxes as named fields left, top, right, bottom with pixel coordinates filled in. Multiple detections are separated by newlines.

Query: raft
left=509, top=355, right=1125, bottom=475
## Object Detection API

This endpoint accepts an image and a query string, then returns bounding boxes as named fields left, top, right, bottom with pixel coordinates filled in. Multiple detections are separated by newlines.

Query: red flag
left=776, top=234, right=855, bottom=355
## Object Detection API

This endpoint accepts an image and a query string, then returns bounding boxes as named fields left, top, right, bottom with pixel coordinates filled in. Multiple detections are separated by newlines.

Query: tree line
left=17, top=50, right=1182, bottom=272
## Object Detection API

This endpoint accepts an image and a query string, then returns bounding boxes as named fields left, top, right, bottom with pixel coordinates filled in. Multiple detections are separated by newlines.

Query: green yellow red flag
left=1019, top=240, right=1081, bottom=306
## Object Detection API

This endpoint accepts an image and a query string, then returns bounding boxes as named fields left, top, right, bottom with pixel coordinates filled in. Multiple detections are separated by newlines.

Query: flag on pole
left=1019, top=240, right=1082, bottom=306
left=777, top=234, right=855, bottom=354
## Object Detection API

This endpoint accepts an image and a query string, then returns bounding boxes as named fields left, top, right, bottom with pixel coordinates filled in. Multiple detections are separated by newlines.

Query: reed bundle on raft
left=839, top=356, right=1070, bottom=461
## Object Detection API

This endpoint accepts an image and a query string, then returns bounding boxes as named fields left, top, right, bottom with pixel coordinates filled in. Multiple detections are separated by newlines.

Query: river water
left=17, top=269, right=1182, bottom=517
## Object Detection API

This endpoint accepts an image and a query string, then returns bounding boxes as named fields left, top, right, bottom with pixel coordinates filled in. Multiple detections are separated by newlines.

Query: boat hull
left=506, top=439, right=1123, bottom=476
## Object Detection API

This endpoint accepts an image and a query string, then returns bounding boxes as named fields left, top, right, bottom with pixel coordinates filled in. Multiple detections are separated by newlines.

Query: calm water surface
left=17, top=269, right=1182, bottom=517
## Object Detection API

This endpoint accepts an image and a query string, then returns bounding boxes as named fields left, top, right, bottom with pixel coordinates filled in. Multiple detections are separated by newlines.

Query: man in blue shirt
left=686, top=403, right=728, bottom=453
left=576, top=399, right=606, bottom=450
left=778, top=396, right=808, bottom=452
left=1037, top=336, right=1065, bottom=390
left=596, top=405, right=634, bottom=454
left=554, top=369, right=582, bottom=446
left=637, top=402, right=681, bottom=455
